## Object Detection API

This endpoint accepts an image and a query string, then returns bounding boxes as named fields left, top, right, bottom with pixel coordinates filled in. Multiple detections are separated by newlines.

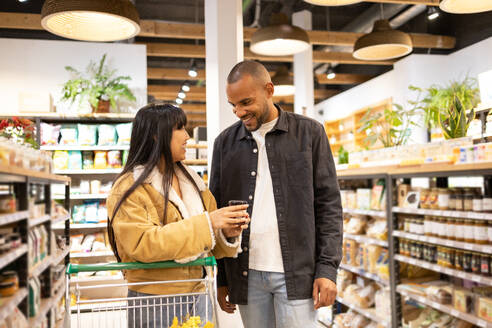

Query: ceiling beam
left=145, top=43, right=395, bottom=65
left=0, top=12, right=454, bottom=50
left=148, top=68, right=373, bottom=85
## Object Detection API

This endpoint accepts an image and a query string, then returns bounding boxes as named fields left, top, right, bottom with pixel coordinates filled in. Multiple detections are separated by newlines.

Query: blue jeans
left=238, top=270, right=317, bottom=328
left=127, top=290, right=212, bottom=328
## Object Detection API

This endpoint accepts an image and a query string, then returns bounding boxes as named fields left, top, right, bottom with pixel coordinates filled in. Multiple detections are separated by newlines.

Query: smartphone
left=228, top=200, right=248, bottom=225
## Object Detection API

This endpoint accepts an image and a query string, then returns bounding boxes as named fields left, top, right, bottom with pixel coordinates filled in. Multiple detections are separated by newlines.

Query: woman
left=107, top=103, right=249, bottom=327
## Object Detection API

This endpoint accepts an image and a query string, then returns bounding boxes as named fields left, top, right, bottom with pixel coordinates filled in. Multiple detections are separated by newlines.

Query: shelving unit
left=335, top=297, right=390, bottom=327
left=53, top=194, right=107, bottom=200
left=339, top=263, right=389, bottom=286
left=393, top=206, right=492, bottom=220
left=0, top=164, right=70, bottom=326
left=41, top=145, right=130, bottom=151
left=343, top=208, right=386, bottom=217
left=343, top=233, right=388, bottom=247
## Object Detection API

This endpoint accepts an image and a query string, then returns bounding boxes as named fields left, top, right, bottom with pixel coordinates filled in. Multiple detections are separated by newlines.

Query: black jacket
left=209, top=106, right=342, bottom=304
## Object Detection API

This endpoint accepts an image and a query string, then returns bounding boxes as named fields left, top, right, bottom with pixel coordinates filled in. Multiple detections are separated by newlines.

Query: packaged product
left=79, top=180, right=90, bottom=194
left=453, top=288, right=475, bottom=313
left=40, top=123, right=60, bottom=145
left=81, top=234, right=96, bottom=252
left=476, top=296, right=492, bottom=322
left=77, top=124, right=97, bottom=145
left=68, top=151, right=82, bottom=170
left=343, top=284, right=362, bottom=304
left=367, top=245, right=382, bottom=274
left=366, top=219, right=388, bottom=241
left=100, top=182, right=112, bottom=194
left=336, top=270, right=353, bottom=298
left=107, top=150, right=122, bottom=168
left=84, top=202, right=99, bottom=223
left=5, top=306, right=28, bottom=328
left=72, top=205, right=85, bottom=223
left=98, top=125, right=117, bottom=146
left=70, top=234, right=84, bottom=253
left=344, top=240, right=359, bottom=266
left=97, top=203, right=108, bottom=222
left=82, top=151, right=94, bottom=169
left=90, top=180, right=101, bottom=194
left=345, top=216, right=367, bottom=234
left=122, top=150, right=129, bottom=166
left=116, top=123, right=132, bottom=145
left=357, top=243, right=367, bottom=270
left=350, top=314, right=370, bottom=328
left=353, top=283, right=378, bottom=308
left=91, top=233, right=107, bottom=252
left=59, top=125, right=78, bottom=145
left=94, top=151, right=108, bottom=169
left=376, top=248, right=389, bottom=280
left=375, top=287, right=391, bottom=319
left=29, top=279, right=39, bottom=317
left=356, top=189, right=371, bottom=210
left=370, top=184, right=385, bottom=210
left=346, top=191, right=357, bottom=209
left=0, top=195, right=16, bottom=214
left=397, top=184, right=411, bottom=207
left=426, top=285, right=453, bottom=304
left=53, top=151, right=69, bottom=170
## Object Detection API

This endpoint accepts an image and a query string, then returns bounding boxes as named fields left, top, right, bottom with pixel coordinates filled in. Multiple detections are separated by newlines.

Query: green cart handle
left=66, top=256, right=217, bottom=275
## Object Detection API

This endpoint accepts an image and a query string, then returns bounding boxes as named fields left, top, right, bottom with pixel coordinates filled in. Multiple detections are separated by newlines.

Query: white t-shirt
left=249, top=117, right=284, bottom=272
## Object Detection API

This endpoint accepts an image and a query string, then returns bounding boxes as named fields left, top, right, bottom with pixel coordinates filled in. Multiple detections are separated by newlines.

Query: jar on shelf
left=429, top=188, right=439, bottom=209
left=481, top=254, right=490, bottom=276
left=463, top=252, right=473, bottom=272
left=455, top=251, right=464, bottom=271
left=473, top=194, right=483, bottom=212
left=438, top=188, right=450, bottom=210
left=445, top=218, right=456, bottom=240
left=464, top=219, right=475, bottom=243
left=472, top=252, right=481, bottom=274
left=449, top=191, right=457, bottom=211
left=415, top=218, right=424, bottom=235
left=455, top=192, right=464, bottom=211
left=420, top=188, right=430, bottom=209
left=424, top=216, right=433, bottom=236
left=403, top=218, right=411, bottom=232
left=437, top=218, right=447, bottom=239
left=463, top=194, right=474, bottom=212
left=455, top=219, right=465, bottom=242
left=488, top=221, right=492, bottom=243
left=474, top=220, right=488, bottom=245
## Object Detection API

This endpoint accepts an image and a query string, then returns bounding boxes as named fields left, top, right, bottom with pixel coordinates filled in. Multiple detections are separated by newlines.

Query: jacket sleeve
left=209, top=136, right=229, bottom=288
left=108, top=191, right=214, bottom=263
left=312, top=121, right=343, bottom=283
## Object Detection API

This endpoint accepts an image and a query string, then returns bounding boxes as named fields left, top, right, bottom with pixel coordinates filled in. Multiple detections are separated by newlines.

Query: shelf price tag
left=451, top=309, right=460, bottom=317
left=478, top=320, right=487, bottom=328
left=457, top=272, right=467, bottom=279
left=465, top=243, right=473, bottom=250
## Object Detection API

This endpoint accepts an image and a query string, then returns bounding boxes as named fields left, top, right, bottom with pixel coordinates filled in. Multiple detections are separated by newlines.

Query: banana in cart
left=169, top=316, right=214, bottom=328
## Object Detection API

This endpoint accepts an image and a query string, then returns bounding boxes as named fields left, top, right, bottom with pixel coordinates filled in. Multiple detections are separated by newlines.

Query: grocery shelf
left=29, top=283, right=66, bottom=328
left=186, top=144, right=207, bottom=149
left=53, top=168, right=122, bottom=175
left=29, top=255, right=53, bottom=278
left=343, top=208, right=386, bottom=217
left=0, top=244, right=28, bottom=271
left=335, top=297, right=390, bottom=327
left=52, top=214, right=70, bottom=225
left=41, top=145, right=129, bottom=151
left=339, top=263, right=389, bottom=286
left=53, top=193, right=108, bottom=200
left=0, top=288, right=28, bottom=322
left=395, top=254, right=492, bottom=286
left=29, top=214, right=51, bottom=227
left=393, top=230, right=492, bottom=254
left=0, top=164, right=70, bottom=183
left=0, top=210, right=29, bottom=226
left=393, top=206, right=492, bottom=221
left=397, top=286, right=492, bottom=328
left=52, top=248, right=70, bottom=265
left=343, top=233, right=388, bottom=247
left=54, top=222, right=106, bottom=230
left=182, top=159, right=207, bottom=166
left=70, top=250, right=114, bottom=259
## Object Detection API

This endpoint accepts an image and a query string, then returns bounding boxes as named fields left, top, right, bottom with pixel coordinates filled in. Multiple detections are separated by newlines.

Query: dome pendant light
left=272, top=66, right=295, bottom=96
left=41, top=0, right=140, bottom=42
left=353, top=19, right=412, bottom=61
left=439, top=0, right=492, bottom=14
left=303, top=0, right=362, bottom=6
left=250, top=13, right=310, bottom=56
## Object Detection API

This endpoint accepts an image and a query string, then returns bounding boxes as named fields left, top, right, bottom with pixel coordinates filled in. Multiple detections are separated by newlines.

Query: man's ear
left=265, top=82, right=274, bottom=98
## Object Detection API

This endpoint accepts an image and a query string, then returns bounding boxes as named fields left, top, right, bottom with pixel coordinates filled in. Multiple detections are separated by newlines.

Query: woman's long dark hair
left=108, top=103, right=200, bottom=262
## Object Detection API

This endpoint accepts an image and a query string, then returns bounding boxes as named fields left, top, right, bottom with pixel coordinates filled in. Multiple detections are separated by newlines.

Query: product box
left=477, top=296, right=492, bottom=322
left=398, top=184, right=411, bottom=207
left=356, top=188, right=371, bottom=210
left=453, top=288, right=475, bottom=314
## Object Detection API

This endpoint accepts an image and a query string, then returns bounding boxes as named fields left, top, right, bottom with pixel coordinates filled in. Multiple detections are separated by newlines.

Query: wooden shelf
left=339, top=263, right=389, bottom=286
left=52, top=248, right=70, bottom=265
left=70, top=250, right=114, bottom=259
left=397, top=286, right=492, bottom=328
left=186, top=144, right=207, bottom=149
left=52, top=214, right=70, bottom=225
left=0, top=165, right=70, bottom=183
left=182, top=159, right=207, bottom=165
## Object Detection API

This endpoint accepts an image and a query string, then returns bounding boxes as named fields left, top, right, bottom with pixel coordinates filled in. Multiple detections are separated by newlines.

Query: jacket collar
left=237, top=104, right=288, bottom=141
left=133, top=163, right=207, bottom=192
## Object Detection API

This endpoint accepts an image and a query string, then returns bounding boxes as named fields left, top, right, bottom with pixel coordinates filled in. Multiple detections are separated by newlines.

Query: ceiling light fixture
left=188, top=62, right=198, bottom=78
left=326, top=66, right=336, bottom=80
left=178, top=92, right=186, bottom=99
left=181, top=82, right=191, bottom=92
left=175, top=98, right=183, bottom=105
left=41, top=0, right=140, bottom=42
left=427, top=7, right=440, bottom=20
left=303, top=0, right=362, bottom=6
left=271, top=66, right=295, bottom=96
left=250, top=13, right=310, bottom=56
left=353, top=19, right=413, bottom=60
left=439, top=0, right=492, bottom=14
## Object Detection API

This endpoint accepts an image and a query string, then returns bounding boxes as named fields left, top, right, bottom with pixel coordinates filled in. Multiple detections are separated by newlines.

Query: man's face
left=227, top=74, right=271, bottom=131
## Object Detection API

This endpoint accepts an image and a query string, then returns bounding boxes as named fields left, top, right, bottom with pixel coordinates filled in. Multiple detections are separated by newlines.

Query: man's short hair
left=227, top=60, right=271, bottom=85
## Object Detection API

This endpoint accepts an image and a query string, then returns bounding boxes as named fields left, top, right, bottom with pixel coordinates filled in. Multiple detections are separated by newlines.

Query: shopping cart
left=66, top=256, right=218, bottom=328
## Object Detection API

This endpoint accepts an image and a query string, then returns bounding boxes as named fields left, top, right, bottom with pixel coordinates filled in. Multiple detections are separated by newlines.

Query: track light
left=175, top=98, right=183, bottom=105
left=326, top=66, right=336, bottom=80
left=188, top=62, right=198, bottom=78
left=181, top=83, right=190, bottom=92
left=178, top=92, right=186, bottom=99
left=427, top=7, right=440, bottom=20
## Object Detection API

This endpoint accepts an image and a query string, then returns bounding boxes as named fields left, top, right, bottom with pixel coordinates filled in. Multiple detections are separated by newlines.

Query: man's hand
left=217, top=286, right=237, bottom=313
left=313, top=278, right=337, bottom=309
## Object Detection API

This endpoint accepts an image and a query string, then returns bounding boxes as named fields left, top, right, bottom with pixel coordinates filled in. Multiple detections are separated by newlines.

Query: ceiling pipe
left=389, top=4, right=426, bottom=28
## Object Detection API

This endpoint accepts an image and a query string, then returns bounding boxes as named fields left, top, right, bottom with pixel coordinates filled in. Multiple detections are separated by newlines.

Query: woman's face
left=170, top=126, right=190, bottom=162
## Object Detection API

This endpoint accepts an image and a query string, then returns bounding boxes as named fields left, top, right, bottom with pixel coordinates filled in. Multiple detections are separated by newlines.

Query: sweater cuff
left=218, top=229, right=242, bottom=258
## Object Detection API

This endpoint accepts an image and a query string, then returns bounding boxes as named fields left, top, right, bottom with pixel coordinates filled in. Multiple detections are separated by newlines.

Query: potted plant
left=357, top=101, right=420, bottom=148
left=61, top=54, right=136, bottom=113
left=439, top=96, right=475, bottom=139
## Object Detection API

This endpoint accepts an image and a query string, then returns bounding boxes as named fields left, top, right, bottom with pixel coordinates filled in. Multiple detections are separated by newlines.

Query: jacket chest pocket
left=159, top=204, right=181, bottom=225
left=285, top=151, right=312, bottom=187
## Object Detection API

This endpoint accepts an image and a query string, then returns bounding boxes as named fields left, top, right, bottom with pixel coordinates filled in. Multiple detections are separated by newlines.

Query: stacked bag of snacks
left=333, top=310, right=385, bottom=328
left=339, top=180, right=386, bottom=211
left=70, top=232, right=112, bottom=255
left=71, top=201, right=107, bottom=224
left=42, top=123, right=132, bottom=171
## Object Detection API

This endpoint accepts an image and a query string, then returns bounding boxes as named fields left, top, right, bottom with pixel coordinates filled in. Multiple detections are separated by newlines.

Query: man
left=210, top=60, right=342, bottom=327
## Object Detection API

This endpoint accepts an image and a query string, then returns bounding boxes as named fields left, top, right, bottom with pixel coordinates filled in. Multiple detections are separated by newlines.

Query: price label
left=467, top=212, right=475, bottom=219
left=445, top=240, right=453, bottom=247
left=477, top=320, right=487, bottom=328
left=446, top=269, right=455, bottom=275
left=422, top=263, right=431, bottom=269
left=409, top=259, right=416, bottom=265
left=457, top=272, right=467, bottom=279
left=451, top=309, right=460, bottom=317
left=465, top=244, right=474, bottom=250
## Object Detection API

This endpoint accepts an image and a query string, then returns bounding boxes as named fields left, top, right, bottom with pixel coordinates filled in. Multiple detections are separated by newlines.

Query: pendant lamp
left=353, top=19, right=412, bottom=61
left=439, top=0, right=492, bottom=14
left=250, top=13, right=310, bottom=56
left=272, top=66, right=295, bottom=96
left=41, top=0, right=140, bottom=42
left=303, top=0, right=362, bottom=6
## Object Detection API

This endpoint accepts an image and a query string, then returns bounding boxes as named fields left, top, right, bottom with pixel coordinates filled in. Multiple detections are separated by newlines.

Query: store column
left=205, top=0, right=244, bottom=162
left=293, top=10, right=314, bottom=118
